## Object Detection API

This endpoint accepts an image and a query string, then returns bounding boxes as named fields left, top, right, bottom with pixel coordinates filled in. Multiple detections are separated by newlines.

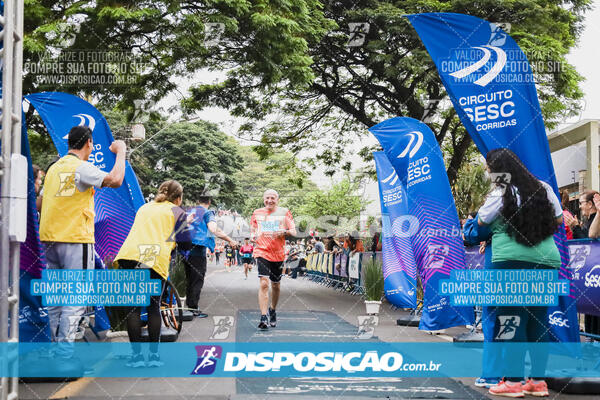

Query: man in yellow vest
left=39, top=125, right=126, bottom=358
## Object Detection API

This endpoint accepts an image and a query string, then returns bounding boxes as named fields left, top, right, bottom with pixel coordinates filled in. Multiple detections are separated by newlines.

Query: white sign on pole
left=348, top=253, right=360, bottom=279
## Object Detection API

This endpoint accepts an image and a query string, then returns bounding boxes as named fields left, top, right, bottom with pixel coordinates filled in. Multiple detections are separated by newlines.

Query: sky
left=159, top=2, right=600, bottom=215
left=566, top=1, right=600, bottom=123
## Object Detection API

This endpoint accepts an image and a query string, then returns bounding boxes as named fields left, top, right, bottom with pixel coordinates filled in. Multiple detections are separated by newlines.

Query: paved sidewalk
left=19, top=260, right=595, bottom=399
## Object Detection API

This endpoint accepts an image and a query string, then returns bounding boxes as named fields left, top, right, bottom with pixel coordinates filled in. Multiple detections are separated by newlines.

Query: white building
left=549, top=119, right=600, bottom=202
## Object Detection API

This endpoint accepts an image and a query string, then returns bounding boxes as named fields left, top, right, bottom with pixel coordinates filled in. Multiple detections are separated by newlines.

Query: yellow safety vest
left=39, top=154, right=96, bottom=243
left=114, top=201, right=179, bottom=280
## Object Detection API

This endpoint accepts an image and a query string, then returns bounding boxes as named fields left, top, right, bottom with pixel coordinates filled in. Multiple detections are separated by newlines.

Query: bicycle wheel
left=160, top=279, right=183, bottom=334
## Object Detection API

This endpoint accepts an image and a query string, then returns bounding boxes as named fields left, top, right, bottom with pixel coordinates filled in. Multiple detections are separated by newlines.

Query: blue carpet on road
left=235, top=310, right=488, bottom=399
left=236, top=309, right=377, bottom=342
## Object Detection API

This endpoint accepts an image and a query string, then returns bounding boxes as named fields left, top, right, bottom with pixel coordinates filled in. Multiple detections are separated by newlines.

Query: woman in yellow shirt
left=114, top=180, right=192, bottom=367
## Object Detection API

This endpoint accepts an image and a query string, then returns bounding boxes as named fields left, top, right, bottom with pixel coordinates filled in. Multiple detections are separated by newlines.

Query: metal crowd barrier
left=304, top=251, right=382, bottom=296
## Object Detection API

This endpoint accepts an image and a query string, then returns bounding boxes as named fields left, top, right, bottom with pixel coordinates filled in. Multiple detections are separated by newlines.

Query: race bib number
left=261, top=220, right=280, bottom=233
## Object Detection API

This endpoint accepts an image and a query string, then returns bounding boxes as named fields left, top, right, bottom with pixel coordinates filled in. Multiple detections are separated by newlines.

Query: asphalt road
left=18, top=260, right=597, bottom=399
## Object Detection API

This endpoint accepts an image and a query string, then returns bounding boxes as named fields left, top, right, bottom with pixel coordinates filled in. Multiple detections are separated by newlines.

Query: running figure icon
left=191, top=345, right=223, bottom=375
left=495, top=315, right=521, bottom=340
left=194, top=347, right=217, bottom=373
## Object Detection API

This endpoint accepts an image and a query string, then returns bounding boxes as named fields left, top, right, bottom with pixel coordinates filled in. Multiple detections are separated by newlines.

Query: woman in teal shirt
left=478, top=148, right=563, bottom=398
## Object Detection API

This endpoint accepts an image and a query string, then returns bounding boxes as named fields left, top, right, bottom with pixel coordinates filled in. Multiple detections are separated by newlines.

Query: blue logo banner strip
left=9, top=342, right=598, bottom=378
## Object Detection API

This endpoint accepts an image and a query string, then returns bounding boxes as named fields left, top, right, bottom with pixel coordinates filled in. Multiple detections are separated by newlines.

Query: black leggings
left=118, top=261, right=165, bottom=353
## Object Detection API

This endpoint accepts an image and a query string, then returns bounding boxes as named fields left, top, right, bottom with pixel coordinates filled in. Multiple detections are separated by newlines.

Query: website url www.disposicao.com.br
left=222, top=351, right=442, bottom=373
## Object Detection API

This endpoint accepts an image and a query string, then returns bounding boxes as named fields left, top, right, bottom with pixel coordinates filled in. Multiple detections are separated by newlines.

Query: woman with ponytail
left=114, top=180, right=193, bottom=368
left=477, top=148, right=564, bottom=398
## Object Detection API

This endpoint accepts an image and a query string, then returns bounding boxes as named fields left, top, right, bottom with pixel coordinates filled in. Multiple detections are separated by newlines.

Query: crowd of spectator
left=206, top=231, right=376, bottom=280
left=561, top=189, right=600, bottom=239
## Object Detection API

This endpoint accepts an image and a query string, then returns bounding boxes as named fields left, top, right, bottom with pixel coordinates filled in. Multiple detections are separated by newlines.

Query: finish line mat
left=235, top=309, right=378, bottom=342
left=235, top=310, right=488, bottom=398
left=236, top=376, right=489, bottom=398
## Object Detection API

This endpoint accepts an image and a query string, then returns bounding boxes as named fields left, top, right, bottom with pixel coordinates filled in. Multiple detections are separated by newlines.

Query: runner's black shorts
left=242, top=257, right=253, bottom=264
left=256, top=257, right=284, bottom=282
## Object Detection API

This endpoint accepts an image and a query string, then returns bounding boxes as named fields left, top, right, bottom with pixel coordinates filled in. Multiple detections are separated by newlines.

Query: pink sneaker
left=489, top=380, right=524, bottom=398
left=522, top=379, right=549, bottom=397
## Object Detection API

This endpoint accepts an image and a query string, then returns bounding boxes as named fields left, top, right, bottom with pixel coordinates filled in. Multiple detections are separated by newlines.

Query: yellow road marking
left=53, top=266, right=228, bottom=398
left=49, top=377, right=94, bottom=399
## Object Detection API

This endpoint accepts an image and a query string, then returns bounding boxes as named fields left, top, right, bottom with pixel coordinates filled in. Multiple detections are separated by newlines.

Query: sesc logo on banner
left=449, top=45, right=507, bottom=87
left=584, top=265, right=600, bottom=288
left=381, top=170, right=399, bottom=187
left=397, top=131, right=424, bottom=158
left=548, top=311, right=570, bottom=328
left=63, top=113, right=96, bottom=139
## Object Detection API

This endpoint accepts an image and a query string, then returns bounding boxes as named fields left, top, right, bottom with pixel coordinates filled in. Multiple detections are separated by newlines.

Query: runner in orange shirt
left=251, top=189, right=296, bottom=330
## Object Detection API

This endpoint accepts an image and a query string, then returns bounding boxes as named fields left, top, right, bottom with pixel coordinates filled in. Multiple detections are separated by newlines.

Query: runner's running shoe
left=475, top=378, right=500, bottom=388
left=489, top=380, right=524, bottom=398
left=258, top=314, right=269, bottom=330
left=192, top=310, right=208, bottom=318
left=147, top=352, right=164, bottom=367
left=269, top=307, right=277, bottom=327
left=522, top=379, right=549, bottom=397
left=125, top=353, right=145, bottom=368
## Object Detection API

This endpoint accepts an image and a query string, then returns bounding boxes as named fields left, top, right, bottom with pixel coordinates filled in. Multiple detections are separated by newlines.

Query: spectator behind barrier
left=566, top=194, right=600, bottom=338
left=564, top=189, right=600, bottom=239
left=559, top=189, right=574, bottom=240
left=370, top=232, right=382, bottom=252
left=325, top=236, right=342, bottom=253
left=32, top=164, right=45, bottom=212
left=313, top=237, right=325, bottom=253
left=344, top=231, right=364, bottom=255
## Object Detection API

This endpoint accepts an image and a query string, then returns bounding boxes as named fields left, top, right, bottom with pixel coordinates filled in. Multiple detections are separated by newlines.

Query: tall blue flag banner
left=370, top=117, right=474, bottom=330
left=25, top=92, right=145, bottom=263
left=406, top=12, right=579, bottom=342
left=373, top=151, right=417, bottom=308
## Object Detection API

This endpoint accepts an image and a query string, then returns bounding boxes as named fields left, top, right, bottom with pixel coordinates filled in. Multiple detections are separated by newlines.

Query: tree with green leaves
left=23, top=0, right=331, bottom=114
left=98, top=110, right=246, bottom=207
left=27, top=104, right=322, bottom=213
left=133, top=121, right=245, bottom=207
left=235, top=146, right=320, bottom=216
left=234, top=146, right=370, bottom=234
left=452, top=162, right=490, bottom=219
left=443, top=133, right=491, bottom=219
left=23, top=0, right=334, bottom=188
left=28, top=130, right=58, bottom=171
left=294, top=177, right=368, bottom=235
left=186, top=0, right=590, bottom=182
left=24, top=1, right=590, bottom=184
